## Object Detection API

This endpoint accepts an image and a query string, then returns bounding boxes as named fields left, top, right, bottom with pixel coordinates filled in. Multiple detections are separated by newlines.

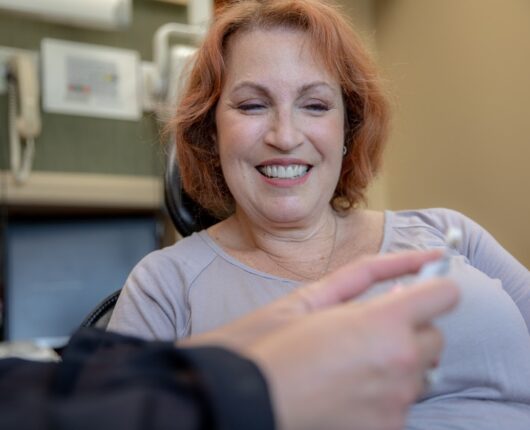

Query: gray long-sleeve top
left=108, top=208, right=530, bottom=429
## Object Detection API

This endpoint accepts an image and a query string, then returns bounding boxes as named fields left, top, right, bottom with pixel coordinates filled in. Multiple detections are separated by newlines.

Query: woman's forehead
left=222, top=27, right=340, bottom=88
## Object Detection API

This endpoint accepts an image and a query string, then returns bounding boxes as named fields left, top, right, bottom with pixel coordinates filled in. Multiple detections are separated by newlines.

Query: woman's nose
left=264, top=110, right=303, bottom=151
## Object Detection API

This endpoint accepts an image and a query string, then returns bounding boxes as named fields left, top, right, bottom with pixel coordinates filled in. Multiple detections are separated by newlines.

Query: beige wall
left=344, top=0, right=529, bottom=266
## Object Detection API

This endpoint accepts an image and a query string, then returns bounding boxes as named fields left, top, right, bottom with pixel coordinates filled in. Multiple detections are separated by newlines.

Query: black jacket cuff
left=180, top=347, right=275, bottom=430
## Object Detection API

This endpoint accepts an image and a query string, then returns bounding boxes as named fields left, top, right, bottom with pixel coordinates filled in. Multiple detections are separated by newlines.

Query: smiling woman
left=107, top=1, right=530, bottom=429
left=174, top=0, right=389, bottom=219
left=215, top=29, right=345, bottom=227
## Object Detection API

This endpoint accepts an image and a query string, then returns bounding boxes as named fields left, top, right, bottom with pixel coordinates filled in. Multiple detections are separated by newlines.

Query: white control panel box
left=41, top=38, right=141, bottom=121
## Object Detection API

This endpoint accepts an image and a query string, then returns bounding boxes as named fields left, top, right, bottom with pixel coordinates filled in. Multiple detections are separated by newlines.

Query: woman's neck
left=239, top=206, right=336, bottom=249
left=210, top=206, right=342, bottom=281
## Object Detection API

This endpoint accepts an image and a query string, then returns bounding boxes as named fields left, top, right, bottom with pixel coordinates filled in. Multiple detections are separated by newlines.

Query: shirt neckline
left=198, top=210, right=394, bottom=282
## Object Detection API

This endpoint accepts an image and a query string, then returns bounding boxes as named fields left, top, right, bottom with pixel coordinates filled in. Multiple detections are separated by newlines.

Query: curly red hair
left=172, top=0, right=390, bottom=218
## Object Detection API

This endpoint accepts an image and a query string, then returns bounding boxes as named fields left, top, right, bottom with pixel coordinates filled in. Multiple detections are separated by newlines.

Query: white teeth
left=258, top=164, right=309, bottom=179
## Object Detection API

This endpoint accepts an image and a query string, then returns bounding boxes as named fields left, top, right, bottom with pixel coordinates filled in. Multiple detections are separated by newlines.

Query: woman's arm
left=107, top=252, right=187, bottom=341
left=436, top=209, right=530, bottom=331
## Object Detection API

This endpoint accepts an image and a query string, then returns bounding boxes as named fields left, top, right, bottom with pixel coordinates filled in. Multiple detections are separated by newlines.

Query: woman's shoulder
left=389, top=207, right=474, bottom=230
left=383, top=208, right=479, bottom=251
left=130, top=230, right=218, bottom=281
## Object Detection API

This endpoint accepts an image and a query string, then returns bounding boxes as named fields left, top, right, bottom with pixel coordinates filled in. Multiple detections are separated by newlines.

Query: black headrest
left=164, top=142, right=220, bottom=237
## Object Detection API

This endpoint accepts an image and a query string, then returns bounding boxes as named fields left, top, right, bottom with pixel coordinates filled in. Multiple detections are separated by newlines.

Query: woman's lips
left=257, top=164, right=310, bottom=179
left=255, top=161, right=313, bottom=187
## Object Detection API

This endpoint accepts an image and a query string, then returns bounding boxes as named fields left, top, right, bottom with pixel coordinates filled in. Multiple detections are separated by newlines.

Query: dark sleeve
left=0, top=328, right=275, bottom=430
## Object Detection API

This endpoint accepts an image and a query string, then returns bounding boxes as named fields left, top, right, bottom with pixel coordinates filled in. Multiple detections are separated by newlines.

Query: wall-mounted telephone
left=6, top=53, right=41, bottom=183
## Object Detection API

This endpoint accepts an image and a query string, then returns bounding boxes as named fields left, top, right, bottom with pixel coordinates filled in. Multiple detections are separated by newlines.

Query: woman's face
left=215, top=28, right=345, bottom=226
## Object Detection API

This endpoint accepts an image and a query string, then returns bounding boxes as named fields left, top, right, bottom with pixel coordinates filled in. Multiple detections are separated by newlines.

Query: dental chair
left=80, top=143, right=219, bottom=329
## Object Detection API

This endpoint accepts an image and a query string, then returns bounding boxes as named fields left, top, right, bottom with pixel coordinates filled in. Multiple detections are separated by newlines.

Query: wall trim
left=0, top=170, right=163, bottom=209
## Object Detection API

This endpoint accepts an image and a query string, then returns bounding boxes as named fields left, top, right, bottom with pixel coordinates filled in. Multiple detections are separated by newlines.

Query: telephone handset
left=7, top=53, right=41, bottom=183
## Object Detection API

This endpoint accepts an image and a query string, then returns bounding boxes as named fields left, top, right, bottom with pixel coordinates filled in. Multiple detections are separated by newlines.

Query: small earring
left=342, top=146, right=347, bottom=156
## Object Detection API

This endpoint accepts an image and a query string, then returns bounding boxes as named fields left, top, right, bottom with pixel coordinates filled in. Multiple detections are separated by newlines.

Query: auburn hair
left=171, top=0, right=390, bottom=219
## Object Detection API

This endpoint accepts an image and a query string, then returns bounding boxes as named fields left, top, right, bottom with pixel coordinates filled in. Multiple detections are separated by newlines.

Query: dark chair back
left=164, top=141, right=220, bottom=237
left=80, top=289, right=121, bottom=329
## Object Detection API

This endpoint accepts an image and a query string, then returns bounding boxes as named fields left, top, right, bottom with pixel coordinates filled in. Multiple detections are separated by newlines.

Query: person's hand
left=248, top=277, right=457, bottom=430
left=181, top=250, right=446, bottom=350
left=181, top=250, right=458, bottom=430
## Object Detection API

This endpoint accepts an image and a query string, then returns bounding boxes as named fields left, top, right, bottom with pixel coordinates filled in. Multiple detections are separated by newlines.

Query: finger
left=297, top=250, right=444, bottom=310
left=414, top=325, right=444, bottom=396
left=415, top=324, right=444, bottom=370
left=385, top=279, right=459, bottom=326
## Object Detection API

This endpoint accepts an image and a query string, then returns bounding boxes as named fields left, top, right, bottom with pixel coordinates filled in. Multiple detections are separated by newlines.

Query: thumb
left=296, top=250, right=443, bottom=311
left=384, top=279, right=460, bottom=326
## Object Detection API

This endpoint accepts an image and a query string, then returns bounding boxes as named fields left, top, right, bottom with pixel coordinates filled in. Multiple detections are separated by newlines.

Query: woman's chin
left=253, top=202, right=322, bottom=227
left=235, top=193, right=330, bottom=226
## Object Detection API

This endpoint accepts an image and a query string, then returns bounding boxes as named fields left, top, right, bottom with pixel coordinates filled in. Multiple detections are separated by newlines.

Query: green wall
left=0, top=0, right=187, bottom=176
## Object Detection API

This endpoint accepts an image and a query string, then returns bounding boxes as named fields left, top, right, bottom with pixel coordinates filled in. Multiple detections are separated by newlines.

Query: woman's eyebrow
left=230, top=80, right=337, bottom=96
left=298, top=81, right=337, bottom=95
left=231, top=81, right=269, bottom=96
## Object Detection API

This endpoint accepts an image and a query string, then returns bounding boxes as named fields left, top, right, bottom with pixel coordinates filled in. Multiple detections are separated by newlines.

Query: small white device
left=416, top=227, right=463, bottom=280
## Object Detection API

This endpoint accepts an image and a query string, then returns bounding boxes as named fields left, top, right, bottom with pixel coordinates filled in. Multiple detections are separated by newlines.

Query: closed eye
left=303, top=103, right=331, bottom=115
left=238, top=103, right=267, bottom=112
left=305, top=103, right=329, bottom=111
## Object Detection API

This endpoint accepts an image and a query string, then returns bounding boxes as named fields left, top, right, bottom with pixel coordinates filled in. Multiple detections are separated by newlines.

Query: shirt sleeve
left=180, top=347, right=276, bottom=430
left=0, top=329, right=275, bottom=430
left=107, top=250, right=189, bottom=341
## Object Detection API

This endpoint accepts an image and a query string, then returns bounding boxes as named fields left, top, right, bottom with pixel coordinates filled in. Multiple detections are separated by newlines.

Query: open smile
left=256, top=164, right=312, bottom=179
